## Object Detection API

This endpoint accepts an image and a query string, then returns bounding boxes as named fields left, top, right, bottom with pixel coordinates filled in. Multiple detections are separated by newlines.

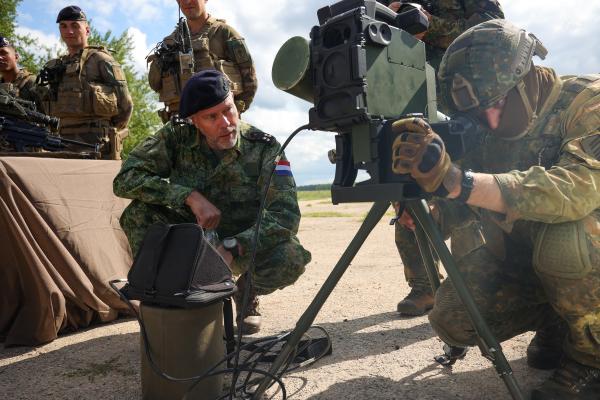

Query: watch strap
left=456, top=169, right=474, bottom=203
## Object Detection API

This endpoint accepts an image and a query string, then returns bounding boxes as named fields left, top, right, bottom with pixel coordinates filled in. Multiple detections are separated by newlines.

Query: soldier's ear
left=85, top=23, right=90, bottom=37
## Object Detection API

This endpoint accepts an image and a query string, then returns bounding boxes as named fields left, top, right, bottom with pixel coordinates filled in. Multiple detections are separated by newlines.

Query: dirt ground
left=0, top=200, right=550, bottom=399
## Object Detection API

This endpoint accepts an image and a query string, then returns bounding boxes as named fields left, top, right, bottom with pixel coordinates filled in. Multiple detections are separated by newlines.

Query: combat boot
left=531, top=358, right=600, bottom=400
left=396, top=287, right=434, bottom=316
left=234, top=275, right=262, bottom=335
left=526, top=321, right=568, bottom=370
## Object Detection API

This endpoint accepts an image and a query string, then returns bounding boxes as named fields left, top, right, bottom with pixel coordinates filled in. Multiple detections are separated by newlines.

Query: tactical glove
left=391, top=117, right=451, bottom=194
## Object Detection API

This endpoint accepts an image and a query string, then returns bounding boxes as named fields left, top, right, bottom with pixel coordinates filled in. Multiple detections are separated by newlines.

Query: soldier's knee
left=428, top=284, right=478, bottom=347
left=252, top=239, right=311, bottom=295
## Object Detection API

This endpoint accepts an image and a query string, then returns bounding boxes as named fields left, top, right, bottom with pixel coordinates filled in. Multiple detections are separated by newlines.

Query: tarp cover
left=0, top=157, right=132, bottom=346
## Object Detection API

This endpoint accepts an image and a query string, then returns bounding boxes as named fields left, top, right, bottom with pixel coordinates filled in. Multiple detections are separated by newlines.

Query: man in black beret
left=0, top=36, right=38, bottom=104
left=114, top=70, right=311, bottom=334
left=35, top=5, right=133, bottom=159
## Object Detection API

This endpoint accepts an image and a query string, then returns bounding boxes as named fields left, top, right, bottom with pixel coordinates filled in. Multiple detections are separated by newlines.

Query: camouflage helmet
left=438, top=19, right=548, bottom=113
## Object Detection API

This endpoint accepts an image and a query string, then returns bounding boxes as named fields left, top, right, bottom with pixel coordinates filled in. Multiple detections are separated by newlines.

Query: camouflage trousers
left=395, top=222, right=442, bottom=292
left=428, top=212, right=600, bottom=369
left=120, top=200, right=310, bottom=296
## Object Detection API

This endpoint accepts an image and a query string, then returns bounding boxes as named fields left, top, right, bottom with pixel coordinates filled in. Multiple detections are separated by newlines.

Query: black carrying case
left=121, top=223, right=236, bottom=308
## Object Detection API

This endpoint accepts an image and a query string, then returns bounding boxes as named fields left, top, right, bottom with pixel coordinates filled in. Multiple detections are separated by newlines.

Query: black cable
left=229, top=123, right=312, bottom=398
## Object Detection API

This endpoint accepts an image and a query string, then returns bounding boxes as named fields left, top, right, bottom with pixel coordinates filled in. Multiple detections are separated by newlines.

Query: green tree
left=0, top=0, right=20, bottom=38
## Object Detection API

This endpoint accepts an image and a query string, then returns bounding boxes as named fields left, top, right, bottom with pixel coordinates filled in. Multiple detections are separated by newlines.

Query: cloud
left=126, top=27, right=152, bottom=75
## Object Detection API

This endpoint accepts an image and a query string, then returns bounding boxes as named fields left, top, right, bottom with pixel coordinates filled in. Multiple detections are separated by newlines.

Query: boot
left=396, top=287, right=434, bottom=316
left=234, top=275, right=261, bottom=335
left=531, top=358, right=600, bottom=400
left=527, top=321, right=568, bottom=370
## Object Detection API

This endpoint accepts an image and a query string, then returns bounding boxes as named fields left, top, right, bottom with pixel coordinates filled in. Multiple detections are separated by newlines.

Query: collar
left=191, top=125, right=242, bottom=157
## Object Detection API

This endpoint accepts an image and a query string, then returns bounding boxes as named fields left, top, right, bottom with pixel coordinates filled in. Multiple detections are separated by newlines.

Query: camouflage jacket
left=423, top=0, right=504, bottom=71
left=0, top=69, right=38, bottom=105
left=113, top=121, right=301, bottom=250
left=148, top=16, right=257, bottom=113
left=466, top=70, right=600, bottom=225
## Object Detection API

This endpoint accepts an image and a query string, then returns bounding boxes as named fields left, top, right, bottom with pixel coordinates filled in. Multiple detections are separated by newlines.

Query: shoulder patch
left=244, top=129, right=275, bottom=144
left=581, top=134, right=600, bottom=160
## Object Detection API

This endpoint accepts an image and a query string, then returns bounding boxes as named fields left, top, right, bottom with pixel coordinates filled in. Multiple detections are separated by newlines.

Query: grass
left=63, top=356, right=135, bottom=382
left=297, top=190, right=331, bottom=201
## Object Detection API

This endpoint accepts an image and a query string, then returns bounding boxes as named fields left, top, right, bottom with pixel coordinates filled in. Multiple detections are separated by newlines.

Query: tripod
left=252, top=199, right=525, bottom=400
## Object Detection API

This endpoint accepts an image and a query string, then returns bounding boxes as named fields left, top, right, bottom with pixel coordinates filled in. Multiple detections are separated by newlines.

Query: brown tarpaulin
left=0, top=157, right=132, bottom=346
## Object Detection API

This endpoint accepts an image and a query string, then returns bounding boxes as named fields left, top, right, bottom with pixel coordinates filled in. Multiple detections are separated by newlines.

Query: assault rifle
left=0, top=89, right=99, bottom=154
left=152, top=17, right=194, bottom=93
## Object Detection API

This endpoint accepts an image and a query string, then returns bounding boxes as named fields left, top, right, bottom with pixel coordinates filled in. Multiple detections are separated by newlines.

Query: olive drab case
left=121, top=223, right=236, bottom=307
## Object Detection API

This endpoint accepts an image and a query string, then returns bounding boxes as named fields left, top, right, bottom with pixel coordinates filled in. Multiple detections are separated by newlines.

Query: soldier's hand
left=185, top=190, right=222, bottom=229
left=391, top=117, right=451, bottom=195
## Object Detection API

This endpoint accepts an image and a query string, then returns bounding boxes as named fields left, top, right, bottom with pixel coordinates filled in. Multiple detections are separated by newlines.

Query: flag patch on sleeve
left=275, top=160, right=292, bottom=176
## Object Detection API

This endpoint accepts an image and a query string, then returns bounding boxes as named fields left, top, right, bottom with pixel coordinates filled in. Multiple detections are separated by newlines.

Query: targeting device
left=272, top=0, right=478, bottom=203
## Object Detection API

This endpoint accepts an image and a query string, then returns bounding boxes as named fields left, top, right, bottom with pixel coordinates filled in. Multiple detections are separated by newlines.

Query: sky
left=14, top=0, right=600, bottom=185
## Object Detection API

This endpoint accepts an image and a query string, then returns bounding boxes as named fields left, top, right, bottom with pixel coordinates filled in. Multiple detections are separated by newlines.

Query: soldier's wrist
left=443, top=164, right=462, bottom=198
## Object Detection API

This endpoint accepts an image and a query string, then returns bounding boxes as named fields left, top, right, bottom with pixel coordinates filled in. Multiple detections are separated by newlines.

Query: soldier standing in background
left=385, top=0, right=504, bottom=316
left=0, top=37, right=38, bottom=105
left=148, top=0, right=257, bottom=122
left=37, top=6, right=133, bottom=160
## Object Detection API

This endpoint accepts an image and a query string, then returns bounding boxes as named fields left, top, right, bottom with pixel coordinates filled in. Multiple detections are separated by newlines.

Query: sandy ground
left=0, top=199, right=550, bottom=399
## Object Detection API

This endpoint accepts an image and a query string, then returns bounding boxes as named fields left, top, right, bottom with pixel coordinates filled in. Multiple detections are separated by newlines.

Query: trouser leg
left=119, top=200, right=191, bottom=255
left=428, top=245, right=555, bottom=348
left=231, top=235, right=311, bottom=295
left=532, top=213, right=600, bottom=369
left=395, top=223, right=440, bottom=290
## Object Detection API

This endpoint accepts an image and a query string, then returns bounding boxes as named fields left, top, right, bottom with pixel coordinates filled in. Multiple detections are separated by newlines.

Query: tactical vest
left=149, top=19, right=244, bottom=112
left=44, top=47, right=120, bottom=125
left=0, top=70, right=33, bottom=99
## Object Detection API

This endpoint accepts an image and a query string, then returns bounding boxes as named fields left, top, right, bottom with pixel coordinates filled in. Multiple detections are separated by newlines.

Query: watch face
left=223, top=237, right=237, bottom=249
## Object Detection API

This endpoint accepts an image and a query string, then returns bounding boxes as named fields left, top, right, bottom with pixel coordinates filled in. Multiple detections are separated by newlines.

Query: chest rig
left=40, top=47, right=119, bottom=123
left=0, top=70, right=33, bottom=98
left=155, top=19, right=243, bottom=111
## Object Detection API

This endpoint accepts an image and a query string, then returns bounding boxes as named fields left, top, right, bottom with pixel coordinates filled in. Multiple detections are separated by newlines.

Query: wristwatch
left=456, top=169, right=474, bottom=203
left=222, top=237, right=240, bottom=258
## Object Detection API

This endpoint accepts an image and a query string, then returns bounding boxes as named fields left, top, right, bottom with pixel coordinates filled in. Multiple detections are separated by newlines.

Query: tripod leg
left=406, top=199, right=525, bottom=400
left=413, top=221, right=440, bottom=292
left=252, top=201, right=390, bottom=399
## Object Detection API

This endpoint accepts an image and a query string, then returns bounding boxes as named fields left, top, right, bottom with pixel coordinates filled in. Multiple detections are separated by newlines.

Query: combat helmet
left=438, top=19, right=548, bottom=114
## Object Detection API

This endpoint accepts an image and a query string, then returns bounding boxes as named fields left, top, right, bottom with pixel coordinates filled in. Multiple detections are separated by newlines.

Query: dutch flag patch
left=275, top=160, right=292, bottom=176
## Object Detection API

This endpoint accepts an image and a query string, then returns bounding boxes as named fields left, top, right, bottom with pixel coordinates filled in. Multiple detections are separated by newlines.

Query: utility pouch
left=216, top=60, right=243, bottom=95
left=121, top=223, right=236, bottom=308
left=533, top=219, right=593, bottom=279
left=90, top=83, right=118, bottom=117
left=192, top=37, right=214, bottom=69
left=159, top=73, right=180, bottom=104
left=55, top=87, right=85, bottom=115
left=107, top=127, right=128, bottom=160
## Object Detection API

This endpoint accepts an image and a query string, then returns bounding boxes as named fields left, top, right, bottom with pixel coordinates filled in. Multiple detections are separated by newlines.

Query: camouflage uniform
left=38, top=46, right=133, bottom=159
left=429, top=68, right=600, bottom=370
left=0, top=69, right=38, bottom=105
left=421, top=0, right=504, bottom=70
left=147, top=16, right=257, bottom=119
left=394, top=0, right=503, bottom=307
left=113, top=120, right=311, bottom=295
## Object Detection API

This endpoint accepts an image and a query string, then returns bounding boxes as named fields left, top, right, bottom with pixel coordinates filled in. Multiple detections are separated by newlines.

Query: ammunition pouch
left=89, top=83, right=119, bottom=117
left=108, top=127, right=128, bottom=160
left=215, top=59, right=243, bottom=95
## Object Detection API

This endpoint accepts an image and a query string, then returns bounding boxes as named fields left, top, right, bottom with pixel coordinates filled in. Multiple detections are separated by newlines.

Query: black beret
left=56, top=6, right=87, bottom=23
left=0, top=37, right=10, bottom=48
left=179, top=70, right=231, bottom=118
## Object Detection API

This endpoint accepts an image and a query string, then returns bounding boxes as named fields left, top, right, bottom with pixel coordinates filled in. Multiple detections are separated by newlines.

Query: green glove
left=391, top=117, right=451, bottom=194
